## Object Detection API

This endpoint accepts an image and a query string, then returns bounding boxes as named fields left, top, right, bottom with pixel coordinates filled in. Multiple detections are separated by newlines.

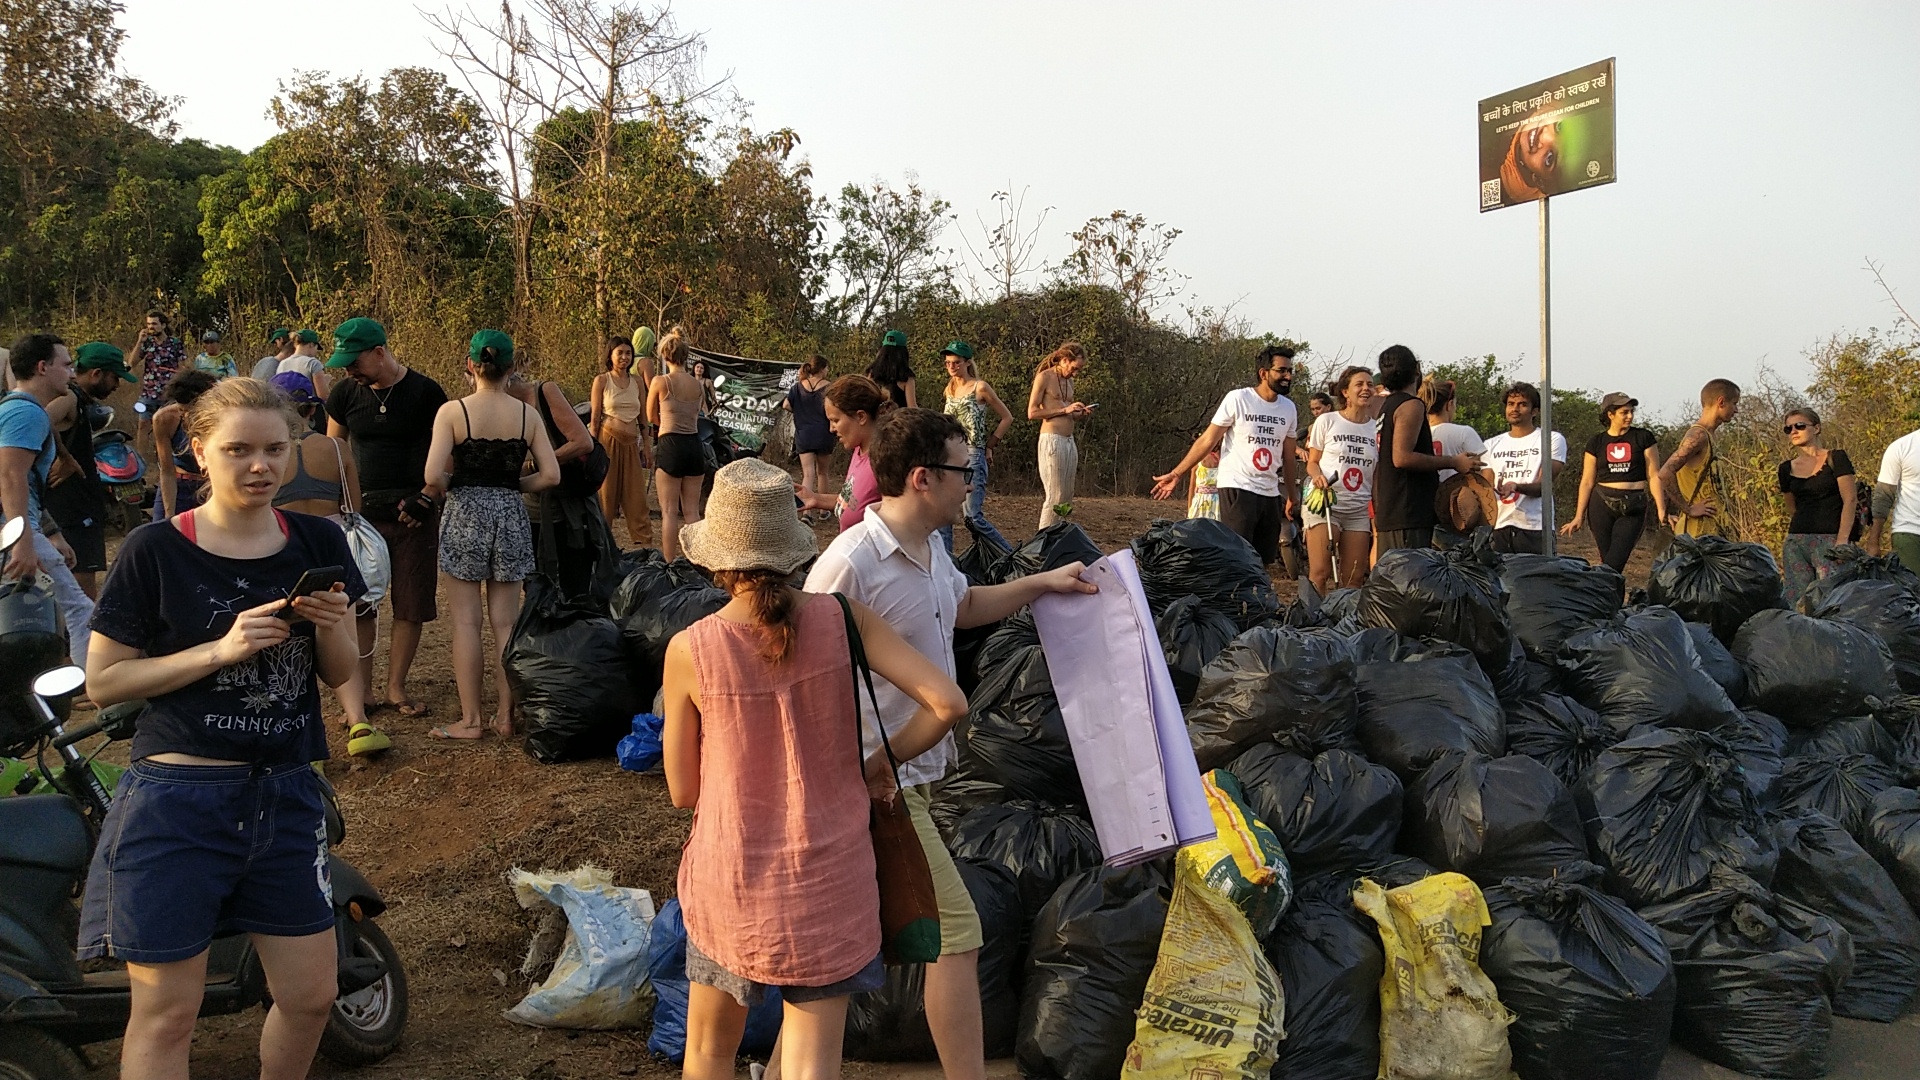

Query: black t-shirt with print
left=93, top=512, right=367, bottom=765
left=325, top=368, right=448, bottom=503
left=1584, top=427, right=1659, bottom=484
left=1778, top=448, right=1857, bottom=537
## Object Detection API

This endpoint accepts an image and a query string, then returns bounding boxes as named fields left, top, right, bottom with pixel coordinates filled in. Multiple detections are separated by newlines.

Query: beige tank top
left=600, top=373, right=643, bottom=425
left=657, top=370, right=703, bottom=435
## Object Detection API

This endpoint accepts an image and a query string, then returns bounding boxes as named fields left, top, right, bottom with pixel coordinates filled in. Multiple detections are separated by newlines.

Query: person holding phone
left=1027, top=341, right=1088, bottom=529
left=80, top=375, right=365, bottom=1080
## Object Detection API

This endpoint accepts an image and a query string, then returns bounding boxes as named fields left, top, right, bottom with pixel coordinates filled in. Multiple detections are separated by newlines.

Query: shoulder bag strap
left=834, top=592, right=902, bottom=784
left=328, top=436, right=356, bottom=517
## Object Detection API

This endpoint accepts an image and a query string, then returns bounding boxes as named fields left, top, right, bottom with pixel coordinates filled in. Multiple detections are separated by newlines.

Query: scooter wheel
left=319, top=920, right=409, bottom=1066
left=0, top=1027, right=88, bottom=1080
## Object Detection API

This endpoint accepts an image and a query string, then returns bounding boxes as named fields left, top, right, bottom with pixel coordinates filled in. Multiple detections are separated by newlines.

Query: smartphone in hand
left=276, top=565, right=346, bottom=621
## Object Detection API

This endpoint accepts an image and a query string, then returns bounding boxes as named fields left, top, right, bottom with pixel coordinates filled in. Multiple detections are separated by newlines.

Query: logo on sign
left=1606, top=441, right=1632, bottom=463
left=1343, top=467, right=1363, bottom=492
left=1252, top=446, right=1273, bottom=472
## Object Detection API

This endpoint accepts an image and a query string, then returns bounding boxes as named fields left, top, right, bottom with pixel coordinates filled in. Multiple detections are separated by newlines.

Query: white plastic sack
left=503, top=864, right=656, bottom=1029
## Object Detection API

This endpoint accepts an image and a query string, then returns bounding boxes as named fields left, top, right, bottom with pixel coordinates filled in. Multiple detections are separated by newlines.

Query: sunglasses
left=1783, top=421, right=1812, bottom=433
left=924, top=463, right=976, bottom=484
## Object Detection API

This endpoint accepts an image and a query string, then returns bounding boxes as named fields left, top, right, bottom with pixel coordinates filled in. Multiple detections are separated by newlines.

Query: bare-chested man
left=1026, top=341, right=1089, bottom=530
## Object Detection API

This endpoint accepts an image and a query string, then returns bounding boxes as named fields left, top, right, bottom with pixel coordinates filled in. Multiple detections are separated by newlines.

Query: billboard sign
left=1478, top=58, right=1616, bottom=211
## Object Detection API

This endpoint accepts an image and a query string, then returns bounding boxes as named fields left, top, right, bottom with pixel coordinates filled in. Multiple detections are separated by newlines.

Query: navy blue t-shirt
left=93, top=511, right=367, bottom=764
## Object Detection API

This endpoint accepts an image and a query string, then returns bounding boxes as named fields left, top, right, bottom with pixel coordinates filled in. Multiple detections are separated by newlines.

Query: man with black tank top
left=1372, top=345, right=1482, bottom=553
left=324, top=317, right=449, bottom=718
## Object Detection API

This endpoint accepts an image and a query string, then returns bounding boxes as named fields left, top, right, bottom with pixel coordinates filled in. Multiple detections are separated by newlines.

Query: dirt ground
left=70, top=495, right=1913, bottom=1079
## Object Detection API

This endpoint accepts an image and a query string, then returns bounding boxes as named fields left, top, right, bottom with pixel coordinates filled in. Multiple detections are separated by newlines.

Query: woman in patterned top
left=937, top=341, right=1012, bottom=552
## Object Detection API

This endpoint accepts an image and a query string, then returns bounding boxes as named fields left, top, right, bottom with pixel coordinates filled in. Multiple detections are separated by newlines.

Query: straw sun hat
left=679, top=457, right=819, bottom=575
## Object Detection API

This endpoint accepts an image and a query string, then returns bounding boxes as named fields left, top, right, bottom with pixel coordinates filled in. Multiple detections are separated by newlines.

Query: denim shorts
left=78, top=760, right=335, bottom=964
left=685, top=937, right=884, bottom=1008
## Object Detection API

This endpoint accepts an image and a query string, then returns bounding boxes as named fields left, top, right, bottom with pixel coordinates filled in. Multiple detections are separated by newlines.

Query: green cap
left=470, top=329, right=514, bottom=365
left=74, top=341, right=136, bottom=382
left=942, top=340, right=974, bottom=360
left=632, top=326, right=657, bottom=357
left=327, top=317, right=387, bottom=368
left=293, top=328, right=320, bottom=345
left=881, top=329, right=907, bottom=348
left=268, top=327, right=291, bottom=343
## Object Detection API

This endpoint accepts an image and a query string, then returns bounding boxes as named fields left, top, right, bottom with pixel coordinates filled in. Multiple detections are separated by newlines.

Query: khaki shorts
left=903, top=784, right=984, bottom=955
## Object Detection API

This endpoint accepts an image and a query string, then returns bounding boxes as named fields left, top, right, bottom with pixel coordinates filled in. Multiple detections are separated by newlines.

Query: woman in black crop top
left=423, top=330, right=560, bottom=740
left=1560, top=393, right=1667, bottom=573
left=81, top=376, right=365, bottom=1077
left=1777, top=407, right=1857, bottom=604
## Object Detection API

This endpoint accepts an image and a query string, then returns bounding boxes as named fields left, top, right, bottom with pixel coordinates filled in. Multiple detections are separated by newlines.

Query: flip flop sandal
left=389, top=699, right=432, bottom=718
left=347, top=722, right=394, bottom=756
left=427, top=725, right=483, bottom=741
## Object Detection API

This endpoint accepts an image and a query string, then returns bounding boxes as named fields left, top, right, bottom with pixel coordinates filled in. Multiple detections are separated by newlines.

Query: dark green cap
left=327, top=317, right=387, bottom=368
left=470, top=329, right=514, bottom=365
left=74, top=341, right=136, bottom=382
left=293, top=329, right=320, bottom=345
left=268, top=327, right=291, bottom=343
left=881, top=329, right=907, bottom=348
left=942, top=341, right=974, bottom=360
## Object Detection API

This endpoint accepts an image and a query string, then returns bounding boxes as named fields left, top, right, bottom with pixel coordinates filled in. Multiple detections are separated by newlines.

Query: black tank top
left=448, top=400, right=529, bottom=490
left=1372, top=391, right=1437, bottom=532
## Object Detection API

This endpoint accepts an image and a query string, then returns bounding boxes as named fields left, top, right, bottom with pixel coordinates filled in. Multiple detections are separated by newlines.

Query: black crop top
left=1584, top=427, right=1659, bottom=484
left=448, top=400, right=529, bottom=490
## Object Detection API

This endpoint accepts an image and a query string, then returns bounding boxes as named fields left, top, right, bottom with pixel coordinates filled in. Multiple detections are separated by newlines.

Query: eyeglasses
left=1783, top=421, right=1812, bottom=433
left=924, top=463, right=976, bottom=484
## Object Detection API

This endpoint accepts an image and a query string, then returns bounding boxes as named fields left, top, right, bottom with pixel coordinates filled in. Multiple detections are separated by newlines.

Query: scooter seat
left=0, top=793, right=90, bottom=873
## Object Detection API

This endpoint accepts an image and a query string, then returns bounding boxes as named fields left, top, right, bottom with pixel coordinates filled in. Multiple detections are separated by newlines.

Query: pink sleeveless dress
left=677, top=593, right=880, bottom=985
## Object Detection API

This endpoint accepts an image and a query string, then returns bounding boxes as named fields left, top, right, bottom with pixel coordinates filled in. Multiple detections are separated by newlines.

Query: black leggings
left=1588, top=488, right=1648, bottom=572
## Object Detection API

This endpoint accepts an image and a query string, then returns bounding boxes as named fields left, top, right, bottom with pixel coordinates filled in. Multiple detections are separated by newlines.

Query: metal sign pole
left=1538, top=196, right=1555, bottom=554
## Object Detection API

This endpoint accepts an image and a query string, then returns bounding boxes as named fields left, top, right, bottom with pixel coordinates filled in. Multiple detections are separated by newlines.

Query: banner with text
left=1478, top=58, right=1616, bottom=211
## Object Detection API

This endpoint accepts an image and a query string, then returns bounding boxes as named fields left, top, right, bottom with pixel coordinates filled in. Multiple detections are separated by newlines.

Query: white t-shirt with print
left=1308, top=411, right=1380, bottom=507
left=1483, top=429, right=1568, bottom=531
left=1210, top=387, right=1298, bottom=498
left=1878, top=429, right=1920, bottom=536
left=1432, top=421, right=1487, bottom=482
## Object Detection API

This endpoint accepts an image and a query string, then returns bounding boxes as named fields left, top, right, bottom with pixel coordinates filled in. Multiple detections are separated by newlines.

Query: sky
left=119, top=1, right=1920, bottom=419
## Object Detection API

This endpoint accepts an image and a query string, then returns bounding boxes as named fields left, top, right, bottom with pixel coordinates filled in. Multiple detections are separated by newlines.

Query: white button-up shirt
left=805, top=510, right=969, bottom=788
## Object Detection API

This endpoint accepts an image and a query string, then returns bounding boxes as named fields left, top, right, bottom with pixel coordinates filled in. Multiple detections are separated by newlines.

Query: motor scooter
left=0, top=521, right=408, bottom=1077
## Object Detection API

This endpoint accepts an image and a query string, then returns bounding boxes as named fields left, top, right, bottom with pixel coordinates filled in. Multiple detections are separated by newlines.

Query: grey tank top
left=274, top=438, right=345, bottom=507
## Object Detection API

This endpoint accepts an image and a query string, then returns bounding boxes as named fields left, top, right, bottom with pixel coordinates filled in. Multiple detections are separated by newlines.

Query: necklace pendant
left=379, top=404, right=388, bottom=413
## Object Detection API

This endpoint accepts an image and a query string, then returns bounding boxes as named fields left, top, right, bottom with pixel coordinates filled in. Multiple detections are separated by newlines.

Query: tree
left=960, top=185, right=1051, bottom=303
left=1061, top=210, right=1186, bottom=322
left=826, top=175, right=953, bottom=331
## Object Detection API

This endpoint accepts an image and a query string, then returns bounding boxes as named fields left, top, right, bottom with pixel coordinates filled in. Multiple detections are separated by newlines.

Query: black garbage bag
left=1480, top=862, right=1676, bottom=1080
left=1404, top=751, right=1588, bottom=884
left=1184, top=625, right=1358, bottom=769
left=1686, top=622, right=1749, bottom=705
left=1864, top=786, right=1920, bottom=913
left=1734, top=608, right=1899, bottom=725
left=1574, top=726, right=1776, bottom=908
left=1809, top=578, right=1920, bottom=692
left=1718, top=711, right=1789, bottom=809
left=1003, top=522, right=1102, bottom=582
left=1353, top=854, right=1440, bottom=889
left=1261, top=873, right=1384, bottom=1080
left=1640, top=867, right=1854, bottom=1080
left=1155, top=594, right=1240, bottom=705
left=1783, top=715, right=1896, bottom=763
left=1321, top=587, right=1362, bottom=627
left=1350, top=630, right=1506, bottom=781
left=1486, top=631, right=1555, bottom=702
left=507, top=575, right=646, bottom=763
left=1801, top=544, right=1920, bottom=609
left=944, top=801, right=1103, bottom=933
left=1016, top=861, right=1171, bottom=1080
left=1556, top=606, right=1742, bottom=735
left=953, top=518, right=1013, bottom=587
left=1130, top=516, right=1279, bottom=627
left=1505, top=693, right=1615, bottom=788
left=1501, top=553, right=1624, bottom=662
left=608, top=555, right=726, bottom=708
left=1775, top=753, right=1900, bottom=836
left=1356, top=535, right=1512, bottom=666
left=961, top=614, right=1086, bottom=807
left=1772, top=809, right=1920, bottom=1022
left=1227, top=743, right=1402, bottom=876
left=1890, top=700, right=1920, bottom=787
left=1647, top=534, right=1786, bottom=643
left=844, top=859, right=1024, bottom=1060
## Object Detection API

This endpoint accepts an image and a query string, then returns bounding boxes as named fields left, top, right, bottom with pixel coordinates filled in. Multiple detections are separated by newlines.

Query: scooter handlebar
left=51, top=718, right=105, bottom=749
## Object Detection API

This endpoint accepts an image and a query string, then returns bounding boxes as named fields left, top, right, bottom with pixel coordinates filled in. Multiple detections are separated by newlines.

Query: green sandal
left=347, top=722, right=394, bottom=756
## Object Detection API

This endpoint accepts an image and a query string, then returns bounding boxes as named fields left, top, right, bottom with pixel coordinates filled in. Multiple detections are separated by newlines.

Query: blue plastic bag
left=647, top=899, right=783, bottom=1061
left=618, top=713, right=665, bottom=772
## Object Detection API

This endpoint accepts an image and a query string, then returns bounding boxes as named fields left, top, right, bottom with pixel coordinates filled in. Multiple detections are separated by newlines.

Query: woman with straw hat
left=662, top=457, right=968, bottom=1080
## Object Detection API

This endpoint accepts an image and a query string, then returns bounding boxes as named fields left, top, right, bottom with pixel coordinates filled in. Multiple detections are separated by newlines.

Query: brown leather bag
left=1436, top=470, right=1500, bottom=534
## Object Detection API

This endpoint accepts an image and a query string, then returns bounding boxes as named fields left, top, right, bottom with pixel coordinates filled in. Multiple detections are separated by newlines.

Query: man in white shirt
left=1480, top=381, right=1567, bottom=554
left=1149, top=345, right=1300, bottom=564
left=250, top=327, right=292, bottom=381
left=1868, top=426, right=1920, bottom=571
left=805, top=408, right=1093, bottom=1080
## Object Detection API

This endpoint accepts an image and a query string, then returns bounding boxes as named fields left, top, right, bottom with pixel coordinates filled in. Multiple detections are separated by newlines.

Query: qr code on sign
left=1480, top=178, right=1502, bottom=208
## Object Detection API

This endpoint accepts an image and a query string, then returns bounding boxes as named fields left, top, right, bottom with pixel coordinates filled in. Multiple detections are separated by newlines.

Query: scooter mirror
left=31, top=665, right=86, bottom=700
left=0, top=515, right=24, bottom=552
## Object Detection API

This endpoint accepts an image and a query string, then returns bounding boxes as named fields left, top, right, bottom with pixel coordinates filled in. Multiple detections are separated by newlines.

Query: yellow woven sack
left=1174, top=769, right=1292, bottom=938
left=1353, top=872, right=1515, bottom=1080
left=1122, top=858, right=1284, bottom=1080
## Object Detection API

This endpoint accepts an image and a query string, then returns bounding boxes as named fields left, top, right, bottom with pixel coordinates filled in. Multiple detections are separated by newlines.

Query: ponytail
left=712, top=568, right=799, bottom=664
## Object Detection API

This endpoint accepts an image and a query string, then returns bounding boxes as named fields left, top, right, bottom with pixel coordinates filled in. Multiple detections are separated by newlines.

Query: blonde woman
left=1026, top=341, right=1089, bottom=530
left=939, top=341, right=1013, bottom=551
left=648, top=327, right=708, bottom=560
